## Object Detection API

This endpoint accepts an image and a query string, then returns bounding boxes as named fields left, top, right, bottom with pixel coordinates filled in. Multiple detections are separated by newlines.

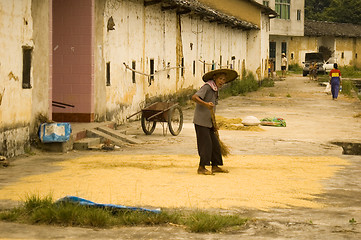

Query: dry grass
left=215, top=116, right=264, bottom=131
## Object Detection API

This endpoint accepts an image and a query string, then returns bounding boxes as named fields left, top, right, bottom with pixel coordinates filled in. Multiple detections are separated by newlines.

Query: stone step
left=87, top=129, right=128, bottom=147
left=73, top=137, right=101, bottom=150
left=96, top=126, right=143, bottom=144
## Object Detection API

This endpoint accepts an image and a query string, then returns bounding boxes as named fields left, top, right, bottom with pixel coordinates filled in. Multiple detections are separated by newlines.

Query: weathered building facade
left=257, top=0, right=304, bottom=70
left=0, top=0, right=50, bottom=157
left=0, top=0, right=275, bottom=158
left=290, top=20, right=361, bottom=69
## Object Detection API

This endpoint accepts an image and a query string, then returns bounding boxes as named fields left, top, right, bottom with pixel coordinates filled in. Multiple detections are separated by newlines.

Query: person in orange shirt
left=329, top=63, right=342, bottom=100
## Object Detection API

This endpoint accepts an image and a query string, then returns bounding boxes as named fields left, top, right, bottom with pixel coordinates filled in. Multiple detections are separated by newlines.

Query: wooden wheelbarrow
left=127, top=102, right=183, bottom=136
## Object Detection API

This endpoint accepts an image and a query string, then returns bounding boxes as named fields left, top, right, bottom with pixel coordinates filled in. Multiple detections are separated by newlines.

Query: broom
left=210, top=108, right=230, bottom=157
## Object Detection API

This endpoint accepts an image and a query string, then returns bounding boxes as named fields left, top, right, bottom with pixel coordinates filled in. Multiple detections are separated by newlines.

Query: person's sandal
left=197, top=167, right=213, bottom=175
left=212, top=166, right=229, bottom=173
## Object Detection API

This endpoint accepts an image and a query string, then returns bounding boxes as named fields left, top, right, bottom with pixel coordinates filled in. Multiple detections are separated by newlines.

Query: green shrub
left=260, top=78, right=274, bottom=87
left=219, top=71, right=259, bottom=98
left=340, top=66, right=361, bottom=78
left=341, top=80, right=353, bottom=96
left=182, top=211, right=247, bottom=233
left=288, top=63, right=303, bottom=72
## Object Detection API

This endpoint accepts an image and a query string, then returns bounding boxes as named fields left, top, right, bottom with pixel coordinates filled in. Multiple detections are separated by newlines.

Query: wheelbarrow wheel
left=141, top=114, right=156, bottom=135
left=168, top=105, right=183, bottom=136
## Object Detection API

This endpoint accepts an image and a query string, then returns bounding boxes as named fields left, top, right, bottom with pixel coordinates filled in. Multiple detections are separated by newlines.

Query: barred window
left=275, top=0, right=290, bottom=20
left=263, top=1, right=269, bottom=7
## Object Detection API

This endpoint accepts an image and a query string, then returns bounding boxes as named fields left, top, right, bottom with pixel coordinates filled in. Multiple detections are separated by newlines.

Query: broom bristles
left=210, top=109, right=231, bottom=157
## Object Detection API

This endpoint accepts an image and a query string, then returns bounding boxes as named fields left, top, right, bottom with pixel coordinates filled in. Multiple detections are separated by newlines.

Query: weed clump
left=0, top=194, right=248, bottom=233
left=220, top=71, right=259, bottom=99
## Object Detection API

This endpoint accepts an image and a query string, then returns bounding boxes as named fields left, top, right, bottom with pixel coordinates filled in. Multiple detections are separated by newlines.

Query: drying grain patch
left=216, top=116, right=264, bottom=131
left=0, top=155, right=349, bottom=210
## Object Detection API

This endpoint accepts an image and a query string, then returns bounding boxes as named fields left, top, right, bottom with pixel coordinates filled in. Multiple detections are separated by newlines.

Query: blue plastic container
left=39, top=123, right=72, bottom=143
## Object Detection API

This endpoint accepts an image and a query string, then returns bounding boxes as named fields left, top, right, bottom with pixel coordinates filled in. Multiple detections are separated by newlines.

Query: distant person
left=329, top=63, right=342, bottom=100
left=192, top=69, right=237, bottom=175
left=281, top=53, right=288, bottom=78
left=309, top=61, right=318, bottom=81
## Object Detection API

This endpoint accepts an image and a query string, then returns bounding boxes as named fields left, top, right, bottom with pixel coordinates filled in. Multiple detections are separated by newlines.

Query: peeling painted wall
left=96, top=0, right=269, bottom=124
left=288, top=36, right=318, bottom=66
left=0, top=0, right=35, bottom=156
left=0, top=126, right=30, bottom=158
left=335, top=38, right=355, bottom=67
left=31, top=0, right=50, bottom=132
left=198, top=0, right=261, bottom=26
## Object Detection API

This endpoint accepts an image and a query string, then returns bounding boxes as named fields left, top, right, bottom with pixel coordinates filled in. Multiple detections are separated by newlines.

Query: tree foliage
left=305, top=0, right=361, bottom=24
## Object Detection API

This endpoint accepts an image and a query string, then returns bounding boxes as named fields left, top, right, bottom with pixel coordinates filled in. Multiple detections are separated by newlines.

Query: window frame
left=275, top=0, right=290, bottom=20
left=22, top=46, right=33, bottom=89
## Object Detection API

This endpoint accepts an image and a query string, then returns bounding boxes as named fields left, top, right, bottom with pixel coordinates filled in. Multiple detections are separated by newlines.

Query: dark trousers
left=331, top=79, right=340, bottom=99
left=194, top=124, right=223, bottom=167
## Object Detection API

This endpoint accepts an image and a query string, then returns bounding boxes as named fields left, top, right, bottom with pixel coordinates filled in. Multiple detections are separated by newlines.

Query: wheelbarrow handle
left=148, top=103, right=178, bottom=120
left=126, top=102, right=160, bottom=119
left=126, top=110, right=142, bottom=119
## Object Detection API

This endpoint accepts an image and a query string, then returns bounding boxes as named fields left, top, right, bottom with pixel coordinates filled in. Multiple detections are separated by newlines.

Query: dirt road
left=0, top=74, right=361, bottom=239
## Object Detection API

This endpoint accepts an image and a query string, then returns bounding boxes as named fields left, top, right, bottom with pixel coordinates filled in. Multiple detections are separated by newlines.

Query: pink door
left=52, top=0, right=94, bottom=122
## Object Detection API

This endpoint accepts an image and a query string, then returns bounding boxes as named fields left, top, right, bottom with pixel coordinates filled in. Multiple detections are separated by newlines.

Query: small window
left=106, top=62, right=110, bottom=86
left=291, top=53, right=294, bottom=60
left=150, top=59, right=154, bottom=80
left=132, top=61, right=136, bottom=83
left=356, top=53, right=358, bottom=59
left=341, top=52, right=344, bottom=59
left=212, top=60, right=215, bottom=70
left=193, top=60, right=196, bottom=76
left=263, top=1, right=269, bottom=7
left=203, top=61, right=206, bottom=74
left=167, top=62, right=171, bottom=79
left=181, top=57, right=184, bottom=77
left=22, top=46, right=33, bottom=89
left=297, top=10, right=301, bottom=21
left=227, top=60, right=229, bottom=69
left=219, top=55, right=222, bottom=68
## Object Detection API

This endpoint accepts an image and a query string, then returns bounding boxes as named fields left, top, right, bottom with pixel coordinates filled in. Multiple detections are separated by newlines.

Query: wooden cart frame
left=127, top=102, right=183, bottom=136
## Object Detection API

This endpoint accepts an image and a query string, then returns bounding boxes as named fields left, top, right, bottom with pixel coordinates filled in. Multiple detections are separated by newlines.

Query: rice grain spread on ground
left=0, top=155, right=349, bottom=210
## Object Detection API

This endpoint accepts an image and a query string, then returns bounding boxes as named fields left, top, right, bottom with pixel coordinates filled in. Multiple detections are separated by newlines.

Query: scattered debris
left=331, top=141, right=361, bottom=155
left=354, top=113, right=361, bottom=118
left=0, top=156, right=9, bottom=167
left=101, top=139, right=115, bottom=150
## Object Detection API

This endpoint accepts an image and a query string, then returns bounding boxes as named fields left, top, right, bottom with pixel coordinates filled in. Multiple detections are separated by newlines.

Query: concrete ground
left=0, top=74, right=361, bottom=239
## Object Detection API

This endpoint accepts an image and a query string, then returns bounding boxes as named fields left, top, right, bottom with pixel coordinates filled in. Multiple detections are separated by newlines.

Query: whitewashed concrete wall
left=0, top=0, right=33, bottom=157
left=0, top=0, right=50, bottom=157
left=0, top=0, right=33, bottom=127
left=100, top=0, right=266, bottom=124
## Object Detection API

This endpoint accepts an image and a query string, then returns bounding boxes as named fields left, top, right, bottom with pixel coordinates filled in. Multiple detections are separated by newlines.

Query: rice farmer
left=281, top=53, right=288, bottom=78
left=192, top=69, right=238, bottom=175
left=329, top=63, right=342, bottom=100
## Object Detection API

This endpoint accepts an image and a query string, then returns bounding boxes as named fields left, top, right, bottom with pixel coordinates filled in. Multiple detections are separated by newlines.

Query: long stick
left=210, top=109, right=230, bottom=157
